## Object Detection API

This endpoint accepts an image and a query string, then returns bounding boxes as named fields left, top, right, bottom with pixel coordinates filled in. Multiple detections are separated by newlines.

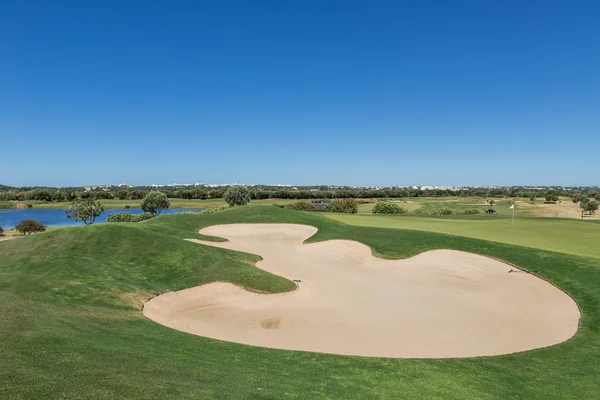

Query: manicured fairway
left=1, top=206, right=599, bottom=399
left=325, top=213, right=600, bottom=260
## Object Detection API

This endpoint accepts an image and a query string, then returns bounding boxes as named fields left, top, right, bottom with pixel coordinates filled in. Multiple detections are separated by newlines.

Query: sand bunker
left=143, top=224, right=580, bottom=358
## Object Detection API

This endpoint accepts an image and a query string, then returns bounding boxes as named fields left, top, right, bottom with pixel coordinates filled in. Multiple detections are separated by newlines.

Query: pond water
left=0, top=208, right=204, bottom=229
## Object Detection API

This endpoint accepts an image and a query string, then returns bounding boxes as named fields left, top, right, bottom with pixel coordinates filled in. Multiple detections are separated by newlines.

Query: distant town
left=77, top=183, right=599, bottom=193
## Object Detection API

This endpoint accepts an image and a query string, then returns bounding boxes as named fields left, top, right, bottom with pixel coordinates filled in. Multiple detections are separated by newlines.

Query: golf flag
left=509, top=205, right=514, bottom=209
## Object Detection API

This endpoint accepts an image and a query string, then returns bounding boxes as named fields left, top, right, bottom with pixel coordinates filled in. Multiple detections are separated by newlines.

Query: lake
left=0, top=208, right=204, bottom=229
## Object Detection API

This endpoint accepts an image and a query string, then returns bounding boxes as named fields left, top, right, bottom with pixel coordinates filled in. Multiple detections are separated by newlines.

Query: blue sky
left=1, top=0, right=598, bottom=187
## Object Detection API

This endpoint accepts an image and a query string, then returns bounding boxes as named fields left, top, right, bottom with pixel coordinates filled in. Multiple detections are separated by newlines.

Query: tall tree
left=585, top=200, right=598, bottom=215
left=141, top=191, right=170, bottom=216
left=223, top=187, right=251, bottom=206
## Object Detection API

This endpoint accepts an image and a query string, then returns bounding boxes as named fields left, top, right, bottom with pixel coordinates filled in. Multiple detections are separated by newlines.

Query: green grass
left=2, top=205, right=600, bottom=399
left=32, top=198, right=300, bottom=210
left=325, top=213, right=600, bottom=260
left=1, top=225, right=65, bottom=237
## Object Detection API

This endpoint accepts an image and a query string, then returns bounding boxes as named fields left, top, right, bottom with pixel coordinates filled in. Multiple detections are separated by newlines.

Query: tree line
left=2, top=185, right=597, bottom=204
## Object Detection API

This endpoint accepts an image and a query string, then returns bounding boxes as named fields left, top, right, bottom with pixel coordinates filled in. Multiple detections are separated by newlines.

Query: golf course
left=2, top=205, right=599, bottom=399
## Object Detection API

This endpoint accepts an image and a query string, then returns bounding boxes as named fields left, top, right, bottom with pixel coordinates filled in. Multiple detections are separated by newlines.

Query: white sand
left=143, top=224, right=580, bottom=358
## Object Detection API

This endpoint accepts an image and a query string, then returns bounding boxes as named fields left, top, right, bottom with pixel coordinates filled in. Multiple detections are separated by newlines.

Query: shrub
left=325, top=199, right=358, bottom=214
left=0, top=201, right=14, bottom=209
left=284, top=201, right=320, bottom=212
left=371, top=202, right=406, bottom=215
left=15, top=219, right=46, bottom=235
left=223, top=187, right=251, bottom=206
left=106, top=212, right=154, bottom=223
left=202, top=205, right=231, bottom=214
left=125, top=205, right=131, bottom=209
left=412, top=207, right=482, bottom=216
left=0, top=226, right=4, bottom=236
left=141, top=191, right=170, bottom=216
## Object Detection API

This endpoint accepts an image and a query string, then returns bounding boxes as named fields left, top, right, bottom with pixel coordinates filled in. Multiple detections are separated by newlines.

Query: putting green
left=325, top=213, right=600, bottom=259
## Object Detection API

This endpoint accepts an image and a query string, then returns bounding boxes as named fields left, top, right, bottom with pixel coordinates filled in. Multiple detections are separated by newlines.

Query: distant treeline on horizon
left=0, top=184, right=596, bottom=204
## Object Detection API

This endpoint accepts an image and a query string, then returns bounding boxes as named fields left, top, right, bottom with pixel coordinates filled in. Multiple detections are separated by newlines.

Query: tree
left=579, top=195, right=590, bottom=210
left=52, top=191, right=67, bottom=203
left=141, top=191, right=170, bottom=216
left=488, top=199, right=495, bottom=207
left=115, top=190, right=128, bottom=200
left=585, top=200, right=599, bottom=215
left=529, top=195, right=536, bottom=204
left=545, top=192, right=559, bottom=203
left=15, top=219, right=46, bottom=235
left=66, top=198, right=104, bottom=225
left=223, top=186, right=251, bottom=206
left=0, top=226, right=4, bottom=236
left=208, top=189, right=224, bottom=199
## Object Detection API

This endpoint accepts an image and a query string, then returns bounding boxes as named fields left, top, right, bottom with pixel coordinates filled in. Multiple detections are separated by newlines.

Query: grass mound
left=1, top=205, right=600, bottom=399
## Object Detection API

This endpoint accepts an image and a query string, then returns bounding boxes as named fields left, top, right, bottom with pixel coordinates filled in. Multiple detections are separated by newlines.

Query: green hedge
left=201, top=205, right=231, bottom=214
left=106, top=212, right=154, bottom=223
left=414, top=207, right=482, bottom=216
left=283, top=199, right=359, bottom=214
left=284, top=201, right=320, bottom=211
left=372, top=201, right=407, bottom=214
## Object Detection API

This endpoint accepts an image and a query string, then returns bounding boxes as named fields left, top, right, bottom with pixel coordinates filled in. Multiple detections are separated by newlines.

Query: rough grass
left=1, top=205, right=600, bottom=399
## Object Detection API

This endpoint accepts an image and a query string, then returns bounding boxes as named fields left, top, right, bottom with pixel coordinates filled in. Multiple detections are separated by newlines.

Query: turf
left=1, top=205, right=600, bottom=399
left=325, top=213, right=600, bottom=260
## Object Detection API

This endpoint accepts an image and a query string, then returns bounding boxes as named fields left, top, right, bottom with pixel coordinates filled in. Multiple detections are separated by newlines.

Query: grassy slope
left=325, top=213, right=600, bottom=260
left=1, top=206, right=600, bottom=399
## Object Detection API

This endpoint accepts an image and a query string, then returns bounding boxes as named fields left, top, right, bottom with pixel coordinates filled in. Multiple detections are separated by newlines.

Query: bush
left=462, top=208, right=482, bottom=215
left=325, top=199, right=358, bottom=214
left=0, top=201, right=14, bottom=209
left=202, top=205, right=231, bottom=214
left=371, top=202, right=406, bottom=214
left=15, top=219, right=46, bottom=235
left=0, top=226, right=4, bottom=236
left=284, top=201, right=320, bottom=212
left=223, top=187, right=251, bottom=206
left=436, top=207, right=454, bottom=215
left=413, top=207, right=482, bottom=216
left=106, top=212, right=154, bottom=223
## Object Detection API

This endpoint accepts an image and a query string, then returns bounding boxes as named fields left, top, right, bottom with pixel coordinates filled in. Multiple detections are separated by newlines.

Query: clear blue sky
left=1, top=0, right=598, bottom=187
